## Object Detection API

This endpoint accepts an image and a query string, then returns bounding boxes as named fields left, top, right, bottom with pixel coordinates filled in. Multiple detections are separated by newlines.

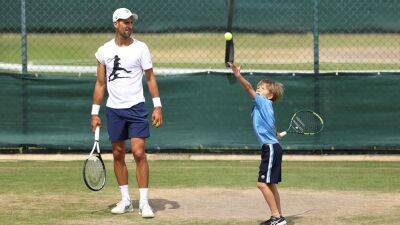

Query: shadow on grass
left=106, top=198, right=180, bottom=213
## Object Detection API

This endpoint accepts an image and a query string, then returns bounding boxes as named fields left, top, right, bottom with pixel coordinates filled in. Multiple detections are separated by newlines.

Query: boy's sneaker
left=259, top=216, right=287, bottom=225
left=111, top=200, right=133, bottom=214
left=278, top=216, right=287, bottom=225
left=139, top=203, right=155, bottom=218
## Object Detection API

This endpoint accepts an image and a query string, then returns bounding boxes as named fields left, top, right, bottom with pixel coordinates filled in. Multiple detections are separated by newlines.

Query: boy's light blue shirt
left=251, top=94, right=278, bottom=145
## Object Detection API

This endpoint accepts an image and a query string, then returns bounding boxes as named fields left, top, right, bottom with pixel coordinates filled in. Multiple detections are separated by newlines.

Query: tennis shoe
left=259, top=216, right=287, bottom=225
left=111, top=200, right=133, bottom=214
left=139, top=203, right=155, bottom=218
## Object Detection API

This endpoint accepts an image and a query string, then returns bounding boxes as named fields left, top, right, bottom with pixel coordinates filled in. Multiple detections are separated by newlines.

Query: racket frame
left=285, top=110, right=324, bottom=135
left=83, top=127, right=106, bottom=191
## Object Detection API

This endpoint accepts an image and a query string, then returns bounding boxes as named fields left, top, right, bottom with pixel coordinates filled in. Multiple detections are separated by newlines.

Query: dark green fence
left=1, top=72, right=399, bottom=152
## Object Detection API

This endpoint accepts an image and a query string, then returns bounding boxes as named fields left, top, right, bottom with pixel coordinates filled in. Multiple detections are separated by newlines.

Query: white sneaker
left=139, top=203, right=155, bottom=218
left=111, top=200, right=133, bottom=214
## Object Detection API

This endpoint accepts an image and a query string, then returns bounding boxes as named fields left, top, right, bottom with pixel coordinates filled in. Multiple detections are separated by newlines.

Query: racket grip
left=94, top=126, right=100, bottom=141
left=279, top=131, right=287, bottom=137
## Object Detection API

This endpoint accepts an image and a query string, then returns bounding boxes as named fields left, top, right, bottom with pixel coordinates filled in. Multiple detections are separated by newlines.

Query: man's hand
left=91, top=115, right=102, bottom=132
left=151, top=107, right=163, bottom=128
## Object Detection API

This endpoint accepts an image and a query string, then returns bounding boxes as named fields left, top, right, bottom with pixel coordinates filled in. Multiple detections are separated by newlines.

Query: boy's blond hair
left=257, top=79, right=284, bottom=102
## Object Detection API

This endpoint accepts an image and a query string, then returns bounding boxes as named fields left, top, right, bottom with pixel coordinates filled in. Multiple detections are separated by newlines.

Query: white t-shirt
left=95, top=38, right=153, bottom=109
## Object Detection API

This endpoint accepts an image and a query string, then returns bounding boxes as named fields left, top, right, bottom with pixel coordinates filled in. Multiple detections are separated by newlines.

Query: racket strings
left=84, top=156, right=105, bottom=189
left=293, top=117, right=305, bottom=132
left=293, top=112, right=323, bottom=134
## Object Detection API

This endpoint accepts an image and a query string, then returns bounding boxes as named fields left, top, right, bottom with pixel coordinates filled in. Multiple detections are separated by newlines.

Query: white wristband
left=91, top=104, right=100, bottom=115
left=152, top=97, right=162, bottom=108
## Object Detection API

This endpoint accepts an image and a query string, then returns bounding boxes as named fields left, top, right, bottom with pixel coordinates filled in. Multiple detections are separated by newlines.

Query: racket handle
left=94, top=126, right=100, bottom=141
left=279, top=131, right=287, bottom=137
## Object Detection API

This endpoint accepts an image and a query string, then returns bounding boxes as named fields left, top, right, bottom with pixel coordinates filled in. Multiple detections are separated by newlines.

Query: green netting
left=1, top=72, right=399, bottom=151
left=2, top=0, right=400, bottom=73
left=1, top=0, right=399, bottom=33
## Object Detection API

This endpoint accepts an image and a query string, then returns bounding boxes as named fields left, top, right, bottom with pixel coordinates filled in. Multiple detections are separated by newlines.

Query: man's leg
left=131, top=138, right=149, bottom=187
left=257, top=182, right=280, bottom=217
left=131, top=137, right=154, bottom=218
left=111, top=141, right=133, bottom=214
left=113, top=141, right=129, bottom=185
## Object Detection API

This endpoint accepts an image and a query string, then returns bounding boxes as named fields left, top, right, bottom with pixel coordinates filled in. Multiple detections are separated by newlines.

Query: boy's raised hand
left=228, top=62, right=241, bottom=76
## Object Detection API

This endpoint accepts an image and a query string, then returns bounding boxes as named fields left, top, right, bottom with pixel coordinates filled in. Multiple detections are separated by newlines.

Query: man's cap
left=112, top=8, right=138, bottom=22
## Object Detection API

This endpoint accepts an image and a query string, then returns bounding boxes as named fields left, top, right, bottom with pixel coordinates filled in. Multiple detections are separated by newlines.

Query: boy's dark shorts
left=258, top=143, right=283, bottom=184
left=105, top=102, right=150, bottom=142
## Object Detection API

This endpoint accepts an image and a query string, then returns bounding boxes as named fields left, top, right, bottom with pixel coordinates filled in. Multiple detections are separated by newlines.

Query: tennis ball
left=224, top=32, right=233, bottom=41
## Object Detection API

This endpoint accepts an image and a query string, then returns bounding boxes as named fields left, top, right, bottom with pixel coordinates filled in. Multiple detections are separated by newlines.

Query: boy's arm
left=228, top=63, right=256, bottom=98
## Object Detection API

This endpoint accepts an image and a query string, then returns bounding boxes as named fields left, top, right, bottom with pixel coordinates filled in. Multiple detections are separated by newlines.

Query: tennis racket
left=279, top=110, right=324, bottom=137
left=225, top=0, right=235, bottom=67
left=83, top=126, right=106, bottom=191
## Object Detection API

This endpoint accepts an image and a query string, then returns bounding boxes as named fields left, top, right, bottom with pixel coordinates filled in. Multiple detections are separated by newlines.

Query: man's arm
left=145, top=68, right=163, bottom=128
left=91, top=61, right=106, bottom=132
left=228, top=63, right=256, bottom=98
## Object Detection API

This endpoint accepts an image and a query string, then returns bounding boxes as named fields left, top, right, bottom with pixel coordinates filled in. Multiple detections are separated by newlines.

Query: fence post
left=313, top=0, right=319, bottom=74
left=313, top=0, right=320, bottom=124
left=21, top=0, right=28, bottom=74
left=21, top=0, right=28, bottom=135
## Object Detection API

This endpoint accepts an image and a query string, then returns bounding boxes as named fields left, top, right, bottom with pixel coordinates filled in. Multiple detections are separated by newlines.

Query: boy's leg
left=269, top=183, right=282, bottom=215
left=257, top=182, right=280, bottom=217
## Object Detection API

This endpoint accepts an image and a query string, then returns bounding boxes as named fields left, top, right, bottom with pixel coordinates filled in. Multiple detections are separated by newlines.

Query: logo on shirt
left=108, top=55, right=131, bottom=82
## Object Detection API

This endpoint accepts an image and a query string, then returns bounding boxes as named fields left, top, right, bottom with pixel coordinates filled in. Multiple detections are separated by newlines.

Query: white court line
left=2, top=62, right=399, bottom=75
left=0, top=62, right=311, bottom=74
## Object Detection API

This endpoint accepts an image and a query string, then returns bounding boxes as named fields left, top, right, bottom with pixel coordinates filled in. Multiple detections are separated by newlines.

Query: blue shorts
left=105, top=102, right=150, bottom=142
left=258, top=143, right=283, bottom=184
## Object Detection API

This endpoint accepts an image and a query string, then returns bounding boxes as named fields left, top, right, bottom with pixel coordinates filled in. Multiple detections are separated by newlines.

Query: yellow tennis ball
left=224, top=32, right=233, bottom=41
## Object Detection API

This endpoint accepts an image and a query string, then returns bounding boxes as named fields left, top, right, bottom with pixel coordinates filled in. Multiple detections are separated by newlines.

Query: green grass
left=0, top=160, right=399, bottom=224
left=0, top=160, right=399, bottom=194
left=338, top=212, right=400, bottom=225
left=1, top=33, right=399, bottom=73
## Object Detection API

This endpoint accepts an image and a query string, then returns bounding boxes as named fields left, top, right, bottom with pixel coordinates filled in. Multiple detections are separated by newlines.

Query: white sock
left=139, top=188, right=149, bottom=207
left=119, top=185, right=130, bottom=203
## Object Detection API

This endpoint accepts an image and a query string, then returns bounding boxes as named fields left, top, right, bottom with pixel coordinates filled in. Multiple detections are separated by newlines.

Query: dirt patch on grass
left=2, top=188, right=399, bottom=224
left=150, top=188, right=400, bottom=220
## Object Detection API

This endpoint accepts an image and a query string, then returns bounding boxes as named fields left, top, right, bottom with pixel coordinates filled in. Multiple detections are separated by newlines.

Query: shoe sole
left=111, top=206, right=134, bottom=214
left=139, top=210, right=155, bottom=218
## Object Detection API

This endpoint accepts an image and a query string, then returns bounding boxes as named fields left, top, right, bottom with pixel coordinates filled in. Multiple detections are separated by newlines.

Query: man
left=90, top=8, right=162, bottom=218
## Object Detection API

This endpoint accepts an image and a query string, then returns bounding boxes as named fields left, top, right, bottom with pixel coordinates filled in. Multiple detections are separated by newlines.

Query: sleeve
left=254, top=94, right=272, bottom=109
left=254, top=94, right=265, bottom=107
left=95, top=46, right=105, bottom=65
left=140, top=43, right=153, bottom=70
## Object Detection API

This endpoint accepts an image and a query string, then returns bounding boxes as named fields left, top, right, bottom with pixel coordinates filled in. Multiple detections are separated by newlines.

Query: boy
left=229, top=63, right=286, bottom=225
